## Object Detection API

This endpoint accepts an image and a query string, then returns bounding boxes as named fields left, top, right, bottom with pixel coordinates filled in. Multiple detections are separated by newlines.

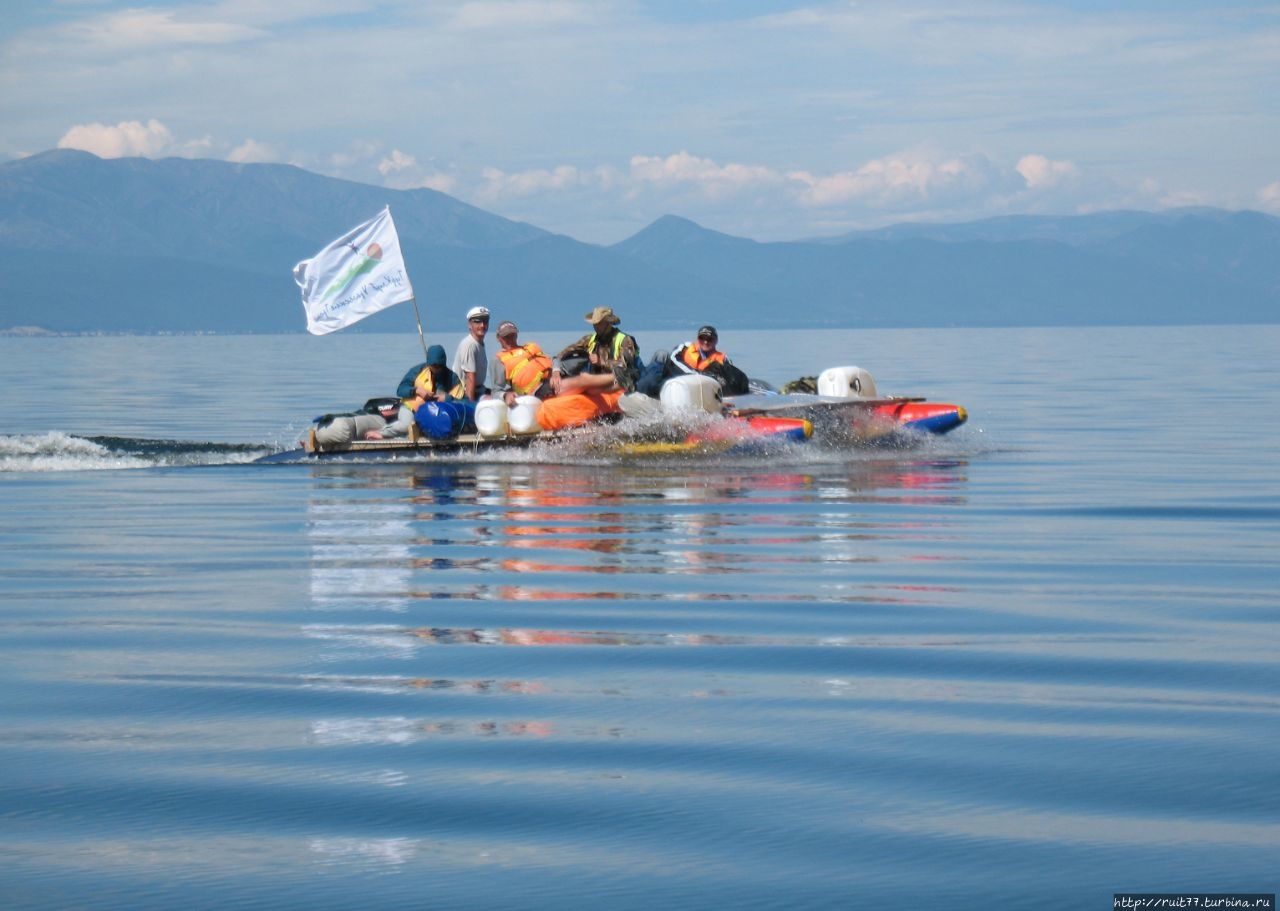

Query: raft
left=255, top=367, right=965, bottom=463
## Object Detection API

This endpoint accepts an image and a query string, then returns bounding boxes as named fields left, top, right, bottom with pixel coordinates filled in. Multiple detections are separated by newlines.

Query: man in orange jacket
left=489, top=321, right=554, bottom=405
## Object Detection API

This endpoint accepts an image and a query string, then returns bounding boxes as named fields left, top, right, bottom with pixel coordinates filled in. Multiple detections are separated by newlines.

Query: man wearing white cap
left=453, top=305, right=490, bottom=400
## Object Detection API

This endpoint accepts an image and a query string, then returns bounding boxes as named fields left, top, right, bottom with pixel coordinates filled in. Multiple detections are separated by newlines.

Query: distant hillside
left=1, top=150, right=1276, bottom=333
left=0, top=150, right=550, bottom=333
left=616, top=212, right=1280, bottom=328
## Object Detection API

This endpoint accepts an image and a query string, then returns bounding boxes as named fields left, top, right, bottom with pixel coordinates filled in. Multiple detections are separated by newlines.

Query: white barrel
left=474, top=399, right=510, bottom=438
left=816, top=366, right=877, bottom=399
left=660, top=374, right=722, bottom=414
left=508, top=395, right=543, bottom=434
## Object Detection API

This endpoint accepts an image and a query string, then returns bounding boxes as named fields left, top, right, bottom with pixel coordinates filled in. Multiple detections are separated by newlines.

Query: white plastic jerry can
left=660, top=374, right=722, bottom=413
left=816, top=366, right=877, bottom=399
left=508, top=395, right=544, bottom=434
left=474, top=398, right=510, bottom=438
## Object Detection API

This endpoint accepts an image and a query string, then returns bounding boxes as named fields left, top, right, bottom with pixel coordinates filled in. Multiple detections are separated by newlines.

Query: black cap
left=697, top=325, right=717, bottom=339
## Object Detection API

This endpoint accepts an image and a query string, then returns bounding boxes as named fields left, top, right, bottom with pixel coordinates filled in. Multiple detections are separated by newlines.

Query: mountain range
left=1, top=149, right=1277, bottom=334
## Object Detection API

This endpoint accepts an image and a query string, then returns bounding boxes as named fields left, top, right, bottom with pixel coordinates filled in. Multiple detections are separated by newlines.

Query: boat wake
left=0, top=431, right=271, bottom=472
left=2, top=421, right=987, bottom=473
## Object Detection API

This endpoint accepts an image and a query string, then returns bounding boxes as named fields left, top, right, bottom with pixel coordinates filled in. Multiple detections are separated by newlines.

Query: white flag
left=293, top=206, right=415, bottom=335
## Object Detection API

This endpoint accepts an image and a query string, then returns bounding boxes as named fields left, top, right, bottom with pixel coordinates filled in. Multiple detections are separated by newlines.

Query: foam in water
left=0, top=432, right=268, bottom=471
left=0, top=431, right=147, bottom=472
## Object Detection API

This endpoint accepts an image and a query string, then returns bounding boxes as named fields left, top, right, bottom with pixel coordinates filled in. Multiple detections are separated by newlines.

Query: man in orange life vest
left=637, top=323, right=737, bottom=397
left=488, top=321, right=554, bottom=406
left=672, top=325, right=729, bottom=373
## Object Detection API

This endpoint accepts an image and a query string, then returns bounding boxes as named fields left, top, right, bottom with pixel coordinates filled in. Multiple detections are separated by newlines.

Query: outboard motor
left=816, top=366, right=877, bottom=399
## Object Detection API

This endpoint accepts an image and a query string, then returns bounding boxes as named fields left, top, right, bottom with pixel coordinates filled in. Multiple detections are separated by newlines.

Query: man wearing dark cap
left=673, top=325, right=729, bottom=373
left=639, top=323, right=748, bottom=397
left=489, top=321, right=554, bottom=405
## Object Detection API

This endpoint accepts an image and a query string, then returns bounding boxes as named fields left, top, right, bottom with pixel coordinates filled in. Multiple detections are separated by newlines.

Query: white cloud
left=426, top=145, right=1195, bottom=240
left=329, top=141, right=385, bottom=170
left=1156, top=188, right=1213, bottom=208
left=430, top=149, right=1047, bottom=239
left=42, top=114, right=1248, bottom=241
left=420, top=174, right=459, bottom=195
left=1256, top=181, right=1280, bottom=213
left=1106, top=176, right=1211, bottom=213
left=378, top=149, right=418, bottom=176
left=466, top=152, right=795, bottom=227
left=789, top=152, right=1006, bottom=209
left=449, top=1, right=599, bottom=31
left=1017, top=154, right=1081, bottom=190
left=65, top=8, right=263, bottom=52
left=3, top=0, right=1276, bottom=244
left=629, top=152, right=783, bottom=194
left=228, top=138, right=280, bottom=163
left=479, top=164, right=595, bottom=199
left=57, top=119, right=179, bottom=158
left=209, top=0, right=375, bottom=29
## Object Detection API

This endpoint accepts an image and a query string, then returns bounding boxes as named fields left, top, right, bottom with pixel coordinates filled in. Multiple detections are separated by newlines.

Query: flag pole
left=410, top=296, right=429, bottom=359
left=386, top=204, right=429, bottom=359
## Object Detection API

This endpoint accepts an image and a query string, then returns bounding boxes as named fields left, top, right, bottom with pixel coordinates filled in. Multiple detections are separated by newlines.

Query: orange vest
left=677, top=344, right=726, bottom=372
left=497, top=343, right=553, bottom=395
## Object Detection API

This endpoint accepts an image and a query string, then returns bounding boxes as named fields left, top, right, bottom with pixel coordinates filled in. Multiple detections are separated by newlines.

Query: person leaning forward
left=538, top=307, right=643, bottom=432
left=397, top=344, right=463, bottom=411
left=489, top=321, right=554, bottom=406
left=366, top=344, right=464, bottom=440
left=313, top=344, right=461, bottom=445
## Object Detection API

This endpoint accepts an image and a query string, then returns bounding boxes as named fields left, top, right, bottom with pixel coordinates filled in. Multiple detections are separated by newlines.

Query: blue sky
left=2, top=0, right=1278, bottom=243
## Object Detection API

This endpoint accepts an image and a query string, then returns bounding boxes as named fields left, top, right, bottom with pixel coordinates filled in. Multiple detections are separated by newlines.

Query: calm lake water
left=1, top=325, right=1277, bottom=910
